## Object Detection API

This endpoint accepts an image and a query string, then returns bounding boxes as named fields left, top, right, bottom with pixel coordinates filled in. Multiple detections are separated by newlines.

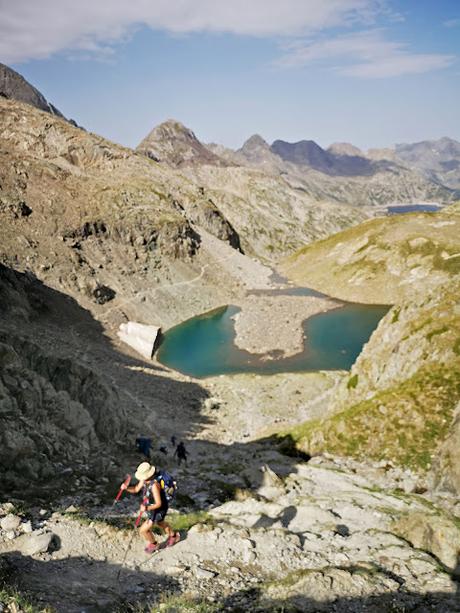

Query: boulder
left=0, top=514, right=21, bottom=531
left=194, top=567, right=216, bottom=580
left=17, top=531, right=56, bottom=556
left=391, top=512, right=460, bottom=570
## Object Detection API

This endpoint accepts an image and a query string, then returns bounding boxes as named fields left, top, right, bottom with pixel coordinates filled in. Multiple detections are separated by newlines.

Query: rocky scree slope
left=0, top=265, right=129, bottom=500
left=0, top=95, right=263, bottom=498
left=280, top=205, right=460, bottom=494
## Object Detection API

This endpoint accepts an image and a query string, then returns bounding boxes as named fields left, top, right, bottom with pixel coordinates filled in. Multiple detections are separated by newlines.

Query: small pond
left=387, top=203, right=441, bottom=215
left=157, top=302, right=389, bottom=378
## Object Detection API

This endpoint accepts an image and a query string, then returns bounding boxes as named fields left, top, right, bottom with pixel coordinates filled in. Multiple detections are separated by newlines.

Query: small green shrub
left=391, top=307, right=401, bottom=323
left=347, top=374, right=359, bottom=389
left=426, top=326, right=448, bottom=342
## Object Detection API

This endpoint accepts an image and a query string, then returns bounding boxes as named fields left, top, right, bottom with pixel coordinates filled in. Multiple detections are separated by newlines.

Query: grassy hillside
left=281, top=204, right=460, bottom=304
left=278, top=205, right=460, bottom=490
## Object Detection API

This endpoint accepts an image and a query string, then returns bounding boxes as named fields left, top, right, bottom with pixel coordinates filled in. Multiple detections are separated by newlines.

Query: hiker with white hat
left=121, top=461, right=180, bottom=554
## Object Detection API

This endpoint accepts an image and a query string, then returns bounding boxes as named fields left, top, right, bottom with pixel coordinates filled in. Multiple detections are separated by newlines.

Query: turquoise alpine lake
left=156, top=302, right=389, bottom=378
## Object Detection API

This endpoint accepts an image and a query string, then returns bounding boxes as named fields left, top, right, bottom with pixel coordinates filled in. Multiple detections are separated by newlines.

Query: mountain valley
left=0, top=64, right=459, bottom=612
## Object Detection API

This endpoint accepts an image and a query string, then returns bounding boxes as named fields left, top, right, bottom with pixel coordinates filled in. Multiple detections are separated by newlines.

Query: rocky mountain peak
left=0, top=62, right=76, bottom=124
left=236, top=133, right=278, bottom=166
left=241, top=134, right=270, bottom=151
left=136, top=118, right=227, bottom=167
left=327, top=142, right=363, bottom=157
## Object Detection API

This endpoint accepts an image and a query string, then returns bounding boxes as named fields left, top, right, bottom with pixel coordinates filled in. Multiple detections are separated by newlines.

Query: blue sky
left=1, top=0, right=459, bottom=150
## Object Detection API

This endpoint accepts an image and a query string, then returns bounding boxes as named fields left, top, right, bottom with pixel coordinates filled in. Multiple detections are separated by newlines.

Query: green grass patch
left=151, top=593, right=219, bottom=612
left=168, top=511, right=215, bottom=533
left=209, top=480, right=238, bottom=502
left=453, top=337, right=460, bottom=356
left=278, top=360, right=460, bottom=470
left=426, top=326, right=448, bottom=342
left=0, top=586, right=52, bottom=613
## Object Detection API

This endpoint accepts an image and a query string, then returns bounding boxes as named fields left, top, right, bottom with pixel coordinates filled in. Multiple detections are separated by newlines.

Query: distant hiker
left=174, top=441, right=188, bottom=465
left=121, top=462, right=180, bottom=554
left=135, top=436, right=152, bottom=460
left=159, top=445, right=168, bottom=455
left=171, top=435, right=176, bottom=447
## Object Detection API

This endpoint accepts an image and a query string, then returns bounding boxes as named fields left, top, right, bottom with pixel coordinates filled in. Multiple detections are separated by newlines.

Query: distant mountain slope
left=217, top=134, right=454, bottom=206
left=395, top=137, right=460, bottom=189
left=137, top=123, right=370, bottom=261
left=271, top=138, right=377, bottom=176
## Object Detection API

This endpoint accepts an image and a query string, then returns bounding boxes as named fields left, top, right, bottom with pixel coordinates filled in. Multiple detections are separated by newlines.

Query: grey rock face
left=396, top=137, right=460, bottom=189
left=0, top=63, right=64, bottom=118
left=0, top=267, right=128, bottom=498
left=392, top=511, right=460, bottom=571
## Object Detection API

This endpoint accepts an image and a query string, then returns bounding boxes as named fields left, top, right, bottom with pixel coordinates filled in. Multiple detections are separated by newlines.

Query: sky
left=1, top=0, right=459, bottom=151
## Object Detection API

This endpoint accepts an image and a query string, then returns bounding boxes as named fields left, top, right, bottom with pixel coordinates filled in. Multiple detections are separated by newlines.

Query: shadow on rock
left=1, top=551, right=178, bottom=613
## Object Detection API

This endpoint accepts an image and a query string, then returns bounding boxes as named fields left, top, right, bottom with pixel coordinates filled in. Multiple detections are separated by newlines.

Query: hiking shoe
left=144, top=542, right=159, bottom=554
left=166, top=532, right=180, bottom=548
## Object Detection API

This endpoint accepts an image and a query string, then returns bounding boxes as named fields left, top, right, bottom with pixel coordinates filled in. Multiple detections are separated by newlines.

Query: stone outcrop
left=392, top=512, right=460, bottom=571
left=1, top=452, right=458, bottom=611
left=0, top=265, right=129, bottom=498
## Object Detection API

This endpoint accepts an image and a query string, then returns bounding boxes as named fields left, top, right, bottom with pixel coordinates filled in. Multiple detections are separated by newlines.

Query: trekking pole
left=100, top=474, right=131, bottom=523
left=113, top=474, right=132, bottom=506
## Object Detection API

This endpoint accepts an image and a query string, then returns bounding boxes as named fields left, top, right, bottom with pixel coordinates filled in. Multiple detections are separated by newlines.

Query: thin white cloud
left=277, top=30, right=456, bottom=78
left=443, top=18, right=460, bottom=28
left=0, top=0, right=380, bottom=63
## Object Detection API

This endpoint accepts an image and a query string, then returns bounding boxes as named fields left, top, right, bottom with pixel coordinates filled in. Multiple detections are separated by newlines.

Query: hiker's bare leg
left=139, top=519, right=156, bottom=544
left=156, top=520, right=173, bottom=538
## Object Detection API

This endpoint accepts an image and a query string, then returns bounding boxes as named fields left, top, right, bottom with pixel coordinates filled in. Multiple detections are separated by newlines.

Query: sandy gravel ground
left=233, top=294, right=340, bottom=357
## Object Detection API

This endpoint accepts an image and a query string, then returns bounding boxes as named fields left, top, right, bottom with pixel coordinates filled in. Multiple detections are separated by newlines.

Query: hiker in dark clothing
left=171, top=435, right=176, bottom=447
left=120, top=462, right=180, bottom=554
left=135, top=436, right=152, bottom=460
left=174, top=441, right=188, bottom=465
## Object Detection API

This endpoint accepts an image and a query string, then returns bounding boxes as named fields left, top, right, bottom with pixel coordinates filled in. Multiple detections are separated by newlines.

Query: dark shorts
left=148, top=505, right=168, bottom=523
